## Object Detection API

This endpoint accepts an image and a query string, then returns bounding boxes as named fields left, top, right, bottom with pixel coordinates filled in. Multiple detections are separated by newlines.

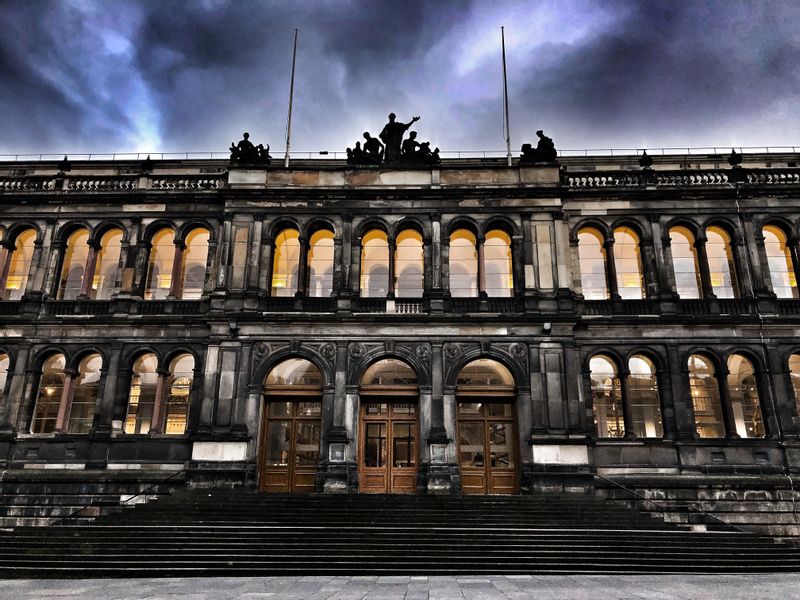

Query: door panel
left=260, top=400, right=321, bottom=493
left=457, top=400, right=518, bottom=495
left=360, top=401, right=418, bottom=493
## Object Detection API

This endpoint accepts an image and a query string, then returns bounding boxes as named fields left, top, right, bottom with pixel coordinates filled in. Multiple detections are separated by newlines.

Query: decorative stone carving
left=320, top=343, right=336, bottom=360
left=349, top=343, right=366, bottom=358
left=509, top=342, right=527, bottom=359
left=255, top=343, right=271, bottom=357
left=444, top=343, right=462, bottom=359
left=415, top=343, right=431, bottom=360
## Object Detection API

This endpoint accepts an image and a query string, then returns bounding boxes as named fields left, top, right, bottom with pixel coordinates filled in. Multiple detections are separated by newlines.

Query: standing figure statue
left=380, top=113, right=420, bottom=162
left=362, top=132, right=384, bottom=164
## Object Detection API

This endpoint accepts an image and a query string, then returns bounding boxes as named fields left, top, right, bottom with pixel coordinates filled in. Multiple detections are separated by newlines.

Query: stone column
left=477, top=233, right=486, bottom=296
left=563, top=342, right=585, bottom=434
left=717, top=365, right=740, bottom=439
left=554, top=212, right=574, bottom=290
left=0, top=241, right=13, bottom=299
left=247, top=217, right=264, bottom=291
left=78, top=241, right=100, bottom=299
left=259, top=233, right=273, bottom=293
left=42, top=239, right=64, bottom=298
left=203, top=238, right=218, bottom=298
left=232, top=343, right=251, bottom=435
left=29, top=221, right=55, bottom=298
left=167, top=240, right=186, bottom=299
left=54, top=369, right=76, bottom=432
left=431, top=214, right=442, bottom=291
left=216, top=218, right=233, bottom=290
left=669, top=347, right=697, bottom=440
left=695, top=234, right=716, bottom=299
left=640, top=236, right=660, bottom=299
left=339, top=214, right=353, bottom=298
left=618, top=366, right=636, bottom=438
left=651, top=219, right=676, bottom=300
left=387, top=238, right=396, bottom=299
left=350, top=233, right=362, bottom=297
left=196, top=344, right=219, bottom=436
left=111, top=366, right=132, bottom=432
left=93, top=345, right=122, bottom=434
left=744, top=217, right=772, bottom=298
left=768, top=349, right=800, bottom=439
left=0, top=345, right=30, bottom=434
left=148, top=368, right=169, bottom=434
left=732, top=233, right=756, bottom=298
left=332, top=236, right=344, bottom=296
left=422, top=235, right=433, bottom=297
left=296, top=236, right=309, bottom=297
left=15, top=364, right=40, bottom=433
left=655, top=352, right=677, bottom=440
left=604, top=238, right=620, bottom=300
left=521, top=212, right=534, bottom=289
left=528, top=344, right=547, bottom=435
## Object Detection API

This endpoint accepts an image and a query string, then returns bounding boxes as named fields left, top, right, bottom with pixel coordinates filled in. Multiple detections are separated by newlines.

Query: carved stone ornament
left=415, top=344, right=431, bottom=360
left=320, top=343, right=336, bottom=360
left=444, top=343, right=462, bottom=359
left=255, top=343, right=271, bottom=357
left=509, top=343, right=527, bottom=359
left=349, top=343, right=366, bottom=359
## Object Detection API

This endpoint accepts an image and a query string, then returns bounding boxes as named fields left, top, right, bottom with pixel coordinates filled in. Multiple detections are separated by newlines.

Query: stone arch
left=254, top=347, right=335, bottom=393
left=482, top=216, right=519, bottom=238
left=571, top=218, right=611, bottom=244
left=4, top=222, right=42, bottom=246
left=355, top=217, right=391, bottom=239
left=68, top=346, right=108, bottom=372
left=177, top=219, right=218, bottom=244
left=444, top=216, right=480, bottom=239
left=393, top=216, right=429, bottom=242
left=610, top=217, right=651, bottom=243
left=347, top=345, right=430, bottom=388
left=54, top=220, right=92, bottom=244
left=444, top=345, right=528, bottom=390
left=142, top=220, right=179, bottom=244
left=303, top=217, right=338, bottom=240
left=266, top=217, right=302, bottom=243
left=90, top=220, right=130, bottom=245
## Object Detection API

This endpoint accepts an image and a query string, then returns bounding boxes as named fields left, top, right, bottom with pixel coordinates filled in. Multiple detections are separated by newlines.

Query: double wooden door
left=260, top=399, right=321, bottom=493
left=457, top=400, right=518, bottom=494
left=359, top=400, right=418, bottom=494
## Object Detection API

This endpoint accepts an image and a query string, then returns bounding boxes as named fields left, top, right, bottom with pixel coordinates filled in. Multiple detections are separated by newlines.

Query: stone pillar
left=42, top=239, right=64, bottom=298
left=554, top=212, right=574, bottom=290
left=695, top=234, right=716, bottom=299
left=744, top=217, right=772, bottom=298
left=387, top=237, right=396, bottom=299
left=148, top=368, right=169, bottom=434
left=111, top=366, right=132, bottom=432
left=717, top=365, right=740, bottom=439
left=618, top=366, right=636, bottom=438
left=768, top=349, right=800, bottom=439
left=231, top=343, right=251, bottom=435
left=216, top=218, right=233, bottom=290
left=0, top=345, right=30, bottom=434
left=669, top=347, right=697, bottom=440
left=426, top=343, right=453, bottom=494
left=296, top=236, right=309, bottom=298
left=259, top=233, right=273, bottom=293
left=332, top=237, right=344, bottom=296
left=196, top=344, right=219, bottom=436
left=340, top=214, right=353, bottom=298
left=167, top=240, right=186, bottom=299
left=640, top=236, right=660, bottom=299
left=187, top=363, right=208, bottom=437
left=93, top=345, right=121, bottom=434
left=322, top=343, right=354, bottom=493
left=477, top=233, right=486, bottom=296
left=732, top=233, right=755, bottom=298
left=753, top=350, right=781, bottom=441
left=431, top=214, right=442, bottom=291
left=15, top=365, right=41, bottom=433
left=0, top=241, right=13, bottom=299
left=203, top=237, right=218, bottom=298
left=651, top=219, right=676, bottom=300
left=54, top=369, right=76, bottom=433
left=604, top=238, right=620, bottom=300
left=521, top=212, right=534, bottom=289
left=529, top=344, right=547, bottom=435
left=563, top=342, right=585, bottom=434
left=247, top=217, right=264, bottom=291
left=655, top=353, right=677, bottom=440
left=422, top=234, right=433, bottom=297
left=350, top=233, right=362, bottom=297
left=29, top=222, right=55, bottom=298
left=78, top=241, right=100, bottom=299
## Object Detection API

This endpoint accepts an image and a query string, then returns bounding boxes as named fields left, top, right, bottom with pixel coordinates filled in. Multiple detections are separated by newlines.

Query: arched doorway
left=359, top=358, right=419, bottom=494
left=456, top=359, right=518, bottom=494
left=260, top=358, right=323, bottom=493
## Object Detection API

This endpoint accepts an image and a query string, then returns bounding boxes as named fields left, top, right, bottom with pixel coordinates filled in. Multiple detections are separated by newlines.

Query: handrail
left=594, top=472, right=748, bottom=534
left=50, top=467, right=187, bottom=527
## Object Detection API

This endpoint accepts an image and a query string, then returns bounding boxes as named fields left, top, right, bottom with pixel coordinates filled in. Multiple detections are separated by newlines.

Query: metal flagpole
left=284, top=29, right=299, bottom=169
left=501, top=26, right=512, bottom=167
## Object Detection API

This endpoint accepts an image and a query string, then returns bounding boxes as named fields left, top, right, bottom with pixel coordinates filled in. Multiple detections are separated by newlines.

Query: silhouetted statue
left=638, top=150, right=653, bottom=169
left=57, top=155, right=71, bottom=174
left=520, top=130, right=557, bottom=164
left=363, top=132, right=384, bottom=164
left=401, top=131, right=420, bottom=157
left=380, top=112, right=420, bottom=162
left=229, top=132, right=270, bottom=165
left=728, top=148, right=743, bottom=167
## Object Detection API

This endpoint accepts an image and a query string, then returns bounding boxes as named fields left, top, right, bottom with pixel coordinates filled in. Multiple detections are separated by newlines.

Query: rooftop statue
left=401, top=132, right=440, bottom=165
left=728, top=148, right=743, bottom=167
left=380, top=112, right=420, bottom=162
left=347, top=133, right=384, bottom=166
left=638, top=150, right=654, bottom=169
left=229, top=132, right=271, bottom=166
left=519, top=130, right=557, bottom=164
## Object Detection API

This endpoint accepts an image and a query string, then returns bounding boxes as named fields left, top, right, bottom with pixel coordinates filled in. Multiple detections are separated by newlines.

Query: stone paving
left=1, top=575, right=799, bottom=599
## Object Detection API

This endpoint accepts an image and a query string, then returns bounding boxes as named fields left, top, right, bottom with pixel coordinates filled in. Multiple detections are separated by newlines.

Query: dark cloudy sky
left=1, top=0, right=798, bottom=156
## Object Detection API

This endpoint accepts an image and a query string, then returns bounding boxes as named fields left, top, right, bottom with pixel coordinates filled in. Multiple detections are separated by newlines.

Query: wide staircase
left=0, top=490, right=799, bottom=577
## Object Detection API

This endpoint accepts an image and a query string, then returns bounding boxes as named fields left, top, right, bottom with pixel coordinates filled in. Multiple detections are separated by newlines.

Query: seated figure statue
left=230, top=132, right=270, bottom=165
left=520, top=130, right=558, bottom=164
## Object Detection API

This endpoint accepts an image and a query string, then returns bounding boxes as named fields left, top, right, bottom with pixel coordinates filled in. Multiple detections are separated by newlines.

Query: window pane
left=763, top=226, right=797, bottom=299
left=614, top=227, right=644, bottom=300
left=458, top=402, right=483, bottom=417
left=360, top=359, right=417, bottom=386
left=180, top=228, right=209, bottom=300
left=688, top=354, right=724, bottom=438
left=365, top=422, right=386, bottom=467
left=706, top=227, right=737, bottom=299
left=360, top=229, right=389, bottom=297
left=484, top=229, right=513, bottom=297
left=32, top=354, right=66, bottom=434
left=125, top=353, right=158, bottom=434
left=395, top=229, right=423, bottom=298
left=68, top=353, right=102, bottom=434
left=727, top=354, right=764, bottom=438
left=272, top=228, right=300, bottom=296
left=578, top=228, right=608, bottom=300
left=365, top=402, right=388, bottom=416
left=265, top=359, right=323, bottom=388
left=93, top=229, right=123, bottom=300
left=265, top=420, right=291, bottom=465
left=449, top=229, right=478, bottom=297
left=486, top=403, right=513, bottom=418
left=669, top=227, right=701, bottom=299
left=5, top=229, right=36, bottom=300
left=590, top=355, right=624, bottom=437
left=308, top=229, right=334, bottom=297
left=489, top=423, right=514, bottom=469
left=145, top=229, right=175, bottom=300
left=457, top=359, right=515, bottom=387
left=58, top=229, right=90, bottom=301
left=164, top=354, right=193, bottom=434
left=392, top=422, right=416, bottom=467
left=458, top=423, right=485, bottom=466
left=294, top=422, right=320, bottom=465
left=627, top=355, right=663, bottom=437
left=297, top=402, right=321, bottom=417
left=789, top=355, right=800, bottom=418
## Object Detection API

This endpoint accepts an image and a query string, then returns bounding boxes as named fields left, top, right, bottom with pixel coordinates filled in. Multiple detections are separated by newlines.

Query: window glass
left=614, top=227, right=644, bottom=300
left=578, top=228, right=608, bottom=300
left=360, top=229, right=389, bottom=297
left=31, top=354, right=66, bottom=434
left=265, top=358, right=323, bottom=388
left=272, top=228, right=300, bottom=297
left=58, top=229, right=90, bottom=300
left=360, top=359, right=417, bottom=387
left=763, top=226, right=797, bottom=299
left=395, top=229, right=423, bottom=298
left=590, top=355, right=624, bottom=437
left=627, top=355, right=663, bottom=437
left=308, top=229, right=334, bottom=297
left=457, top=359, right=515, bottom=387
left=688, top=354, right=724, bottom=438
left=164, top=354, right=193, bottom=434
left=5, top=229, right=36, bottom=300
left=0, top=353, right=9, bottom=405
left=706, top=226, right=737, bottom=299
left=669, top=227, right=702, bottom=299
left=727, top=354, right=764, bottom=438
left=449, top=229, right=478, bottom=297
left=145, top=229, right=175, bottom=300
left=180, top=228, right=209, bottom=300
left=790, top=355, right=800, bottom=419
left=93, top=229, right=123, bottom=300
left=68, top=353, right=102, bottom=434
left=124, top=353, right=158, bottom=434
left=484, top=229, right=513, bottom=298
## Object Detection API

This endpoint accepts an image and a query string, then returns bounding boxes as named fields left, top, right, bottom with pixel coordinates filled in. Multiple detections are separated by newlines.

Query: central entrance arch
left=260, top=358, right=322, bottom=493
left=359, top=358, right=419, bottom=494
left=456, top=358, right=519, bottom=494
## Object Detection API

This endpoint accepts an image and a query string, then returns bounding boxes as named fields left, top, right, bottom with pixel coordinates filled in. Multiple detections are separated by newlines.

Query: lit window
left=578, top=228, right=608, bottom=300
left=705, top=226, right=737, bottom=299
left=395, top=229, right=423, bottom=298
left=669, top=227, right=701, bottom=299
left=58, top=229, right=90, bottom=300
left=124, top=353, right=158, bottom=434
left=68, top=353, right=102, bottom=434
left=145, top=229, right=176, bottom=300
left=31, top=354, right=67, bottom=434
left=0, top=353, right=9, bottom=406
left=4, top=229, right=36, bottom=300
left=308, top=230, right=334, bottom=297
left=449, top=229, right=478, bottom=297
left=360, top=230, right=389, bottom=297
left=763, top=226, right=797, bottom=299
left=93, top=229, right=123, bottom=300
left=614, top=227, right=644, bottom=300
left=688, top=354, right=724, bottom=438
left=272, top=228, right=300, bottom=297
left=590, top=355, right=623, bottom=437
left=627, top=355, right=663, bottom=437
left=727, top=354, right=764, bottom=438
left=179, top=228, right=209, bottom=300
left=484, top=229, right=513, bottom=298
left=164, top=354, right=194, bottom=435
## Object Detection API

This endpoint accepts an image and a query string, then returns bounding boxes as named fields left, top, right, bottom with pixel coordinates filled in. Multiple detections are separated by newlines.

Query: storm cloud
left=0, top=0, right=798, bottom=156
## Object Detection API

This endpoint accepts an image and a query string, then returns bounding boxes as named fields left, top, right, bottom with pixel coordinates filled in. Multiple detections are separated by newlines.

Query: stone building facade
left=1, top=152, right=799, bottom=532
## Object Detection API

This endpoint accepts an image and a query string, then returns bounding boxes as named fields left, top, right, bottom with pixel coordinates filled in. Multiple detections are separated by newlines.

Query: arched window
left=577, top=228, right=608, bottom=300
left=669, top=226, right=702, bottom=299
left=688, top=354, right=724, bottom=438
left=124, top=353, right=159, bottom=434
left=762, top=225, right=797, bottom=299
left=484, top=229, right=513, bottom=297
left=449, top=229, right=478, bottom=297
left=614, top=227, right=644, bottom=300
left=145, top=228, right=176, bottom=300
left=727, top=354, right=764, bottom=438
left=93, top=229, right=123, bottom=300
left=627, top=355, right=663, bottom=437
left=266, top=358, right=324, bottom=389
left=3, top=228, right=36, bottom=301
left=307, top=229, right=334, bottom=297
left=456, top=359, right=515, bottom=392
left=271, top=228, right=301, bottom=296
left=31, top=354, right=67, bottom=434
left=0, top=353, right=9, bottom=405
left=705, top=226, right=737, bottom=298
left=360, top=229, right=389, bottom=297
left=395, top=229, right=423, bottom=298
left=58, top=229, right=90, bottom=300
left=164, top=354, right=194, bottom=434
left=68, top=353, right=102, bottom=434
left=788, top=354, right=800, bottom=417
left=360, top=358, right=418, bottom=390
left=179, top=228, right=209, bottom=300
left=590, top=355, right=623, bottom=438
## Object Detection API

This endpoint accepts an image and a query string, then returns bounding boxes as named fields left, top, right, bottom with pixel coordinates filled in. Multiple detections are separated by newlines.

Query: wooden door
left=457, top=400, right=518, bottom=494
left=360, top=401, right=418, bottom=494
left=260, top=399, right=321, bottom=493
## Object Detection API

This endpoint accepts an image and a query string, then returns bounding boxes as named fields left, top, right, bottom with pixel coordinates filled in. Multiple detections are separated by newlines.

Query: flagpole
left=284, top=28, right=299, bottom=169
left=501, top=26, right=512, bottom=167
